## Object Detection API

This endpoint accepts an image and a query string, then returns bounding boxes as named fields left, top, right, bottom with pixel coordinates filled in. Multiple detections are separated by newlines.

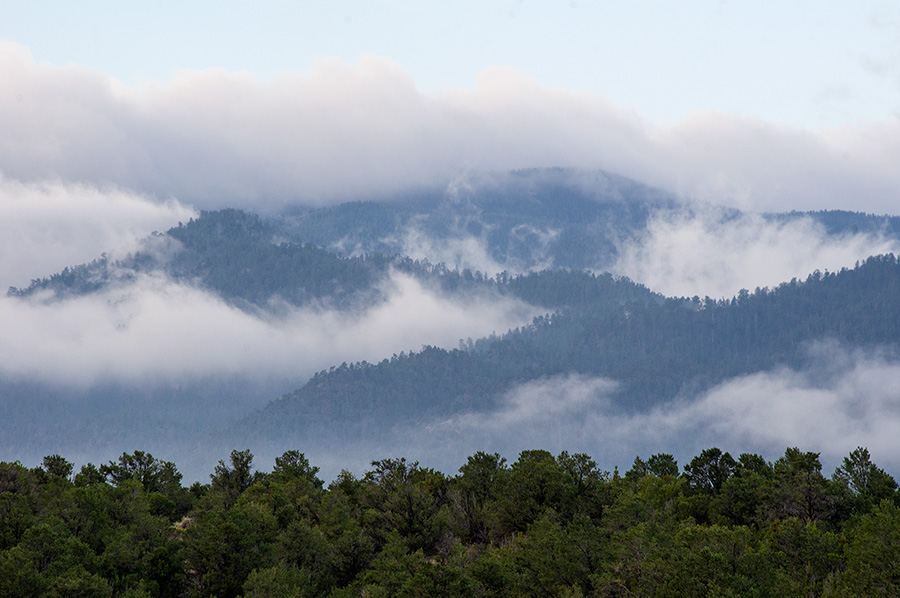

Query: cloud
left=663, top=343, right=900, bottom=468
left=396, top=226, right=507, bottom=274
left=0, top=175, right=195, bottom=290
left=2, top=41, right=899, bottom=214
left=391, top=374, right=626, bottom=473
left=612, top=208, right=900, bottom=298
left=0, top=270, right=536, bottom=387
left=400, top=343, right=900, bottom=476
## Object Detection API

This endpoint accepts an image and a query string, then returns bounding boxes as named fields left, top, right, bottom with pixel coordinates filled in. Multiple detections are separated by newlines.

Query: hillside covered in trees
left=8, top=209, right=396, bottom=310
left=279, top=168, right=900, bottom=273
left=240, top=254, right=900, bottom=444
left=13, top=169, right=900, bottom=306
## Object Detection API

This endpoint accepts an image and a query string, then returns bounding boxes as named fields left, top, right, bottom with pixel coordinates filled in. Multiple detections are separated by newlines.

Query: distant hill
left=279, top=168, right=683, bottom=271
left=238, top=255, right=900, bottom=447
left=11, top=170, right=900, bottom=307
left=281, top=168, right=900, bottom=273
left=8, top=209, right=397, bottom=309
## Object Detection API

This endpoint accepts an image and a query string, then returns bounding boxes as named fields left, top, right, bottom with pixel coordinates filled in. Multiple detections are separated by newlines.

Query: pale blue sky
left=3, top=0, right=899, bottom=128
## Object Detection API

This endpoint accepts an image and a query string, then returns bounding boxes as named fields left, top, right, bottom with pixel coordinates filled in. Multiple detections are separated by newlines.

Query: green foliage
left=833, top=446, right=898, bottom=514
left=626, top=453, right=679, bottom=481
left=243, top=564, right=316, bottom=598
left=100, top=451, right=181, bottom=494
left=834, top=500, right=900, bottom=595
left=684, top=447, right=736, bottom=495
left=271, top=450, right=323, bottom=489
left=1, top=445, right=898, bottom=596
left=210, top=448, right=264, bottom=508
left=42, top=455, right=74, bottom=480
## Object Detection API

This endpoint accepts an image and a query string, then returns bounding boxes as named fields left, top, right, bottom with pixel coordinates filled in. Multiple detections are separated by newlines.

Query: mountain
left=279, top=168, right=685, bottom=272
left=12, top=170, right=900, bottom=307
left=280, top=169, right=900, bottom=274
left=5, top=167, right=900, bottom=478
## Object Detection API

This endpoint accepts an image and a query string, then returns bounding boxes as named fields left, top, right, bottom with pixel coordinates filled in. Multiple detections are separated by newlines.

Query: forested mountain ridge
left=8, top=169, right=680, bottom=304
left=240, top=254, right=900, bottom=444
left=7, top=206, right=664, bottom=315
left=279, top=168, right=682, bottom=272
left=8, top=209, right=395, bottom=309
left=10, top=170, right=900, bottom=307
left=281, top=168, right=900, bottom=273
left=771, top=208, right=900, bottom=238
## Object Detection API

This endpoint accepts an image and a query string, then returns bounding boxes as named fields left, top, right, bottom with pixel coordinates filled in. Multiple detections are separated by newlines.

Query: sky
left=2, top=2, right=900, bottom=475
left=4, top=1, right=900, bottom=127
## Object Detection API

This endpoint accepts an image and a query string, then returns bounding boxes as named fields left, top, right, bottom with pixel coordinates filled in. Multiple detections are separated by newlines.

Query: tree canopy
left=2, top=445, right=898, bottom=597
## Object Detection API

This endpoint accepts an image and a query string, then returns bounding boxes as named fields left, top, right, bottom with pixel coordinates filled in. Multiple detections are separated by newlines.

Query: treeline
left=2, top=446, right=899, bottom=597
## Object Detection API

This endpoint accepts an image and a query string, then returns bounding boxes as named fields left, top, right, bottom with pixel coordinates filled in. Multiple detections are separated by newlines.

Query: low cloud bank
left=2, top=42, right=899, bottom=214
left=0, top=270, right=536, bottom=387
left=613, top=209, right=900, bottom=299
left=405, top=343, right=900, bottom=476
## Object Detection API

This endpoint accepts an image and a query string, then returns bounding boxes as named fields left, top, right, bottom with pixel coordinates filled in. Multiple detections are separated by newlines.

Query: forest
left=1, top=445, right=898, bottom=597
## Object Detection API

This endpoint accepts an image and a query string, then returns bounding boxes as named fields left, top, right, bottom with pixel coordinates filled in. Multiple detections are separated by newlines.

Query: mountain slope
left=280, top=169, right=900, bottom=274
left=9, top=209, right=397, bottom=309
left=239, top=254, right=900, bottom=446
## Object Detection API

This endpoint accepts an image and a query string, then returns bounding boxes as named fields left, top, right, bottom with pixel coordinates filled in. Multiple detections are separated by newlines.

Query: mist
left=370, top=202, right=900, bottom=300
left=0, top=269, right=536, bottom=387
left=0, top=267, right=538, bottom=481
left=612, top=208, right=900, bottom=299
left=2, top=41, right=899, bottom=214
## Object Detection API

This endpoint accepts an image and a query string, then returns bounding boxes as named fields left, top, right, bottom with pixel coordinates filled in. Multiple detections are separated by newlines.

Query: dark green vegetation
left=2, top=446, right=898, bottom=597
left=241, top=254, right=900, bottom=441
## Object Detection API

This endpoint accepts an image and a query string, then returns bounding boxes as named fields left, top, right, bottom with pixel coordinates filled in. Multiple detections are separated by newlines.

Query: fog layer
left=2, top=41, right=898, bottom=213
left=0, top=270, right=537, bottom=387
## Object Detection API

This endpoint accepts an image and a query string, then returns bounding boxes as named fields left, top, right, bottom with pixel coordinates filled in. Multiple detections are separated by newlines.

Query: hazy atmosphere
left=2, top=2, right=900, bottom=482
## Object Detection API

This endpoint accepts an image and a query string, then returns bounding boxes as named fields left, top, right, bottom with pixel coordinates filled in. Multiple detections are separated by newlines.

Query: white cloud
left=1, top=41, right=899, bottom=214
left=0, top=175, right=195, bottom=290
left=612, top=208, right=900, bottom=298
left=0, top=270, right=536, bottom=387
left=665, top=343, right=900, bottom=469
left=396, top=226, right=505, bottom=275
